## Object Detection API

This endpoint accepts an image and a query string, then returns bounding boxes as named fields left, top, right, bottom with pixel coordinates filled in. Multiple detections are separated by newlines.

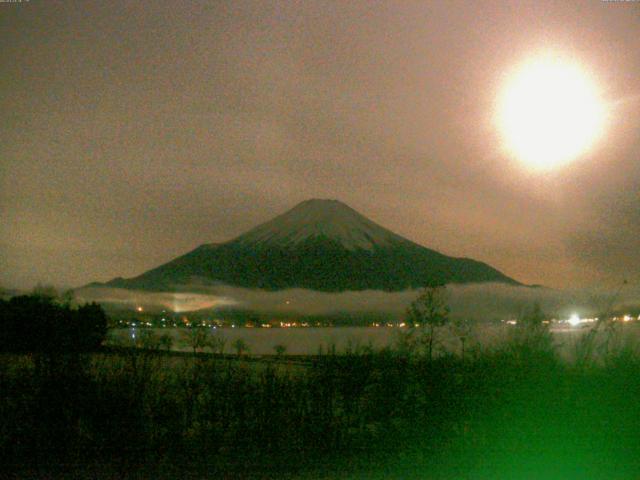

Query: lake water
left=108, top=323, right=640, bottom=358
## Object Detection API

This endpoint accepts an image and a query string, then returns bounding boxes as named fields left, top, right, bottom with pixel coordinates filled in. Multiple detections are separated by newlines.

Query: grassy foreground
left=2, top=327, right=640, bottom=479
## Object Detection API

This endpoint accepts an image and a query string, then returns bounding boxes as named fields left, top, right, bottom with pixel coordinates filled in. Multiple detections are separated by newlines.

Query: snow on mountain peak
left=232, top=199, right=408, bottom=250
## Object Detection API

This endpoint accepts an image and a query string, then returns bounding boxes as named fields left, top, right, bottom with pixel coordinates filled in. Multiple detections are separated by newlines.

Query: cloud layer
left=76, top=281, right=640, bottom=323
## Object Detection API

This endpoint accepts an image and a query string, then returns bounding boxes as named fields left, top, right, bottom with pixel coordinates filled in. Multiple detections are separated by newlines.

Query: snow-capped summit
left=99, top=199, right=520, bottom=292
left=233, top=199, right=408, bottom=251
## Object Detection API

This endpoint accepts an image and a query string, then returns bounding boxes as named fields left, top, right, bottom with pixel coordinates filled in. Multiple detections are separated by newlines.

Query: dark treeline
left=0, top=294, right=107, bottom=353
left=2, top=296, right=640, bottom=478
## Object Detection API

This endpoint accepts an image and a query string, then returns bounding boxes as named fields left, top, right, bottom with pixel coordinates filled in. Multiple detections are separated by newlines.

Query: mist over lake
left=78, top=281, right=640, bottom=323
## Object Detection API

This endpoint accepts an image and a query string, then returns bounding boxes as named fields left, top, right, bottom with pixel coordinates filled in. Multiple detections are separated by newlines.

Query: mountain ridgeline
left=103, top=199, right=520, bottom=292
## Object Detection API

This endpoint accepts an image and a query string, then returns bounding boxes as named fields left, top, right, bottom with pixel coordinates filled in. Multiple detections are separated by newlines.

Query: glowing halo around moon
left=496, top=54, right=607, bottom=170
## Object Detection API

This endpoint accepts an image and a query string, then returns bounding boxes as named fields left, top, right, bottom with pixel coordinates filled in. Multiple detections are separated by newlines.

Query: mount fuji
left=98, top=199, right=520, bottom=292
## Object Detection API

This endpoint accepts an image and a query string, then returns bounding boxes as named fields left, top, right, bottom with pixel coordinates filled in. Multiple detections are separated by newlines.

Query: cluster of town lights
left=124, top=306, right=640, bottom=331
left=565, top=313, right=639, bottom=327
left=502, top=313, right=640, bottom=327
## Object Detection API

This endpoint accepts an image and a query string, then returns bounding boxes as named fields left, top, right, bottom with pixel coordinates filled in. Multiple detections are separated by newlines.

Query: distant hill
left=0, top=286, right=21, bottom=300
left=98, top=199, right=520, bottom=292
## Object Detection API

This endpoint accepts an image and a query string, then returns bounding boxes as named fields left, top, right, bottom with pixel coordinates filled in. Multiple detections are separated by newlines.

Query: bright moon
left=497, top=54, right=606, bottom=170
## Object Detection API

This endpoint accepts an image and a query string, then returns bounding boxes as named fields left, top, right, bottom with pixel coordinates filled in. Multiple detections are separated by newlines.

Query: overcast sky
left=1, top=0, right=639, bottom=290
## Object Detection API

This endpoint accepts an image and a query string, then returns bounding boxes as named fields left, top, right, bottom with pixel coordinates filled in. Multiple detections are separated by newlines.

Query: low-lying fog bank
left=76, top=281, right=640, bottom=321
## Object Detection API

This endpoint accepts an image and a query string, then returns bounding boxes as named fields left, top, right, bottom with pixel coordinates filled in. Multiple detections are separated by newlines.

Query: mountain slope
left=103, top=199, right=520, bottom=292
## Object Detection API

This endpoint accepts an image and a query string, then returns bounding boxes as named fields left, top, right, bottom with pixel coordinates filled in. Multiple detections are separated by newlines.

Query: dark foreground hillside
left=2, top=333, right=640, bottom=479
